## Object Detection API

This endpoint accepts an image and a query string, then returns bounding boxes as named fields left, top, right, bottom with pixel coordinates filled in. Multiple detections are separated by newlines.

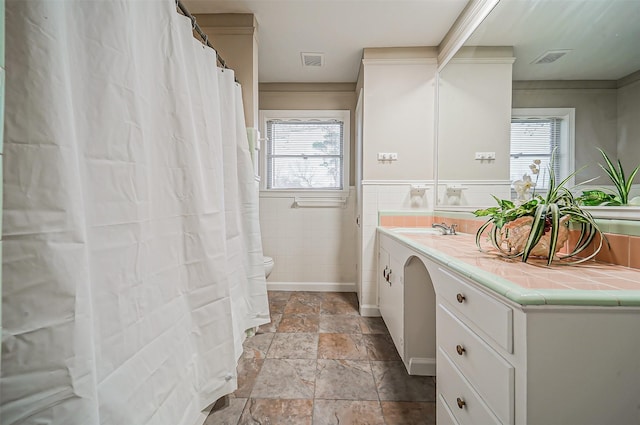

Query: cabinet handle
left=456, top=345, right=466, bottom=356
left=456, top=293, right=466, bottom=303
left=456, top=397, right=466, bottom=409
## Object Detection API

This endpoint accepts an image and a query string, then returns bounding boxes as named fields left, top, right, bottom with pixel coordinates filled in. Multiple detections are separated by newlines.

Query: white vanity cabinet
left=378, top=232, right=437, bottom=375
left=378, top=233, right=405, bottom=359
left=377, top=228, right=640, bottom=425
left=429, top=260, right=640, bottom=425
left=431, top=265, right=515, bottom=425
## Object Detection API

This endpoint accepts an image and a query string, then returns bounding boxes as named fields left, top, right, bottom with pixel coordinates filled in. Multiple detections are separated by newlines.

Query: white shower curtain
left=1, top=1, right=269, bottom=424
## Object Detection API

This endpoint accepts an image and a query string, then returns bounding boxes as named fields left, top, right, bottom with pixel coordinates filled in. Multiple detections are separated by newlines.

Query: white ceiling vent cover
left=531, top=49, right=572, bottom=64
left=301, top=52, right=324, bottom=67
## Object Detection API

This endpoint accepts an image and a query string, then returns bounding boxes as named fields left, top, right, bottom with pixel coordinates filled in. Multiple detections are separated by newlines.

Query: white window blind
left=510, top=118, right=562, bottom=190
left=266, top=119, right=344, bottom=190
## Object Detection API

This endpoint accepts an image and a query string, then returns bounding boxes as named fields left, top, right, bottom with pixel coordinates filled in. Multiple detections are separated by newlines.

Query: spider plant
left=594, top=148, right=639, bottom=205
left=474, top=151, right=603, bottom=266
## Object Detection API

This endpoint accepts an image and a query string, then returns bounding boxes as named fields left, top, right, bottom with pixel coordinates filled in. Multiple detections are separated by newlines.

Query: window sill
left=259, top=189, right=351, bottom=208
left=259, top=189, right=350, bottom=198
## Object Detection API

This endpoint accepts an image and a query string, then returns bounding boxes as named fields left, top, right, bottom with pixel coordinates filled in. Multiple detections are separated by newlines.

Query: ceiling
left=465, top=0, right=640, bottom=81
left=184, top=0, right=469, bottom=83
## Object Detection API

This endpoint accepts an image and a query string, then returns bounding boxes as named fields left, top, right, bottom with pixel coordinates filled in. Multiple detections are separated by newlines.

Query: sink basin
left=390, top=227, right=445, bottom=235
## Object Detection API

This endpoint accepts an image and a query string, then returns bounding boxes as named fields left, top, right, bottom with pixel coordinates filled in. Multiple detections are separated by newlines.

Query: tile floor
left=205, top=291, right=437, bottom=425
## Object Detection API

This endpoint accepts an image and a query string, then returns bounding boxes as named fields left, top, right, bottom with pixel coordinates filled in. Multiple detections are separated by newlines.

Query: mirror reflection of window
left=510, top=108, right=575, bottom=192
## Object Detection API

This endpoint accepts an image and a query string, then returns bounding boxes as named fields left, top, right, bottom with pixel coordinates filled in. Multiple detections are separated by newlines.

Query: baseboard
left=359, top=304, right=381, bottom=317
left=266, top=281, right=356, bottom=292
left=408, top=357, right=436, bottom=376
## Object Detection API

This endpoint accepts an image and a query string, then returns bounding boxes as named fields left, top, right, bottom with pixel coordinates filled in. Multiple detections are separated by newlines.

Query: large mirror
left=436, top=0, right=640, bottom=209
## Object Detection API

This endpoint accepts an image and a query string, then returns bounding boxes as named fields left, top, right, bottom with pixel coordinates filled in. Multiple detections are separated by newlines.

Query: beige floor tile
left=251, top=358, right=316, bottom=399
left=359, top=317, right=389, bottom=334
left=267, top=332, right=318, bottom=359
left=381, top=401, right=437, bottom=425
left=204, top=396, right=247, bottom=425
left=257, top=313, right=281, bottom=334
left=313, top=400, right=385, bottom=425
left=318, top=333, right=368, bottom=360
left=284, top=297, right=322, bottom=315
left=319, top=314, right=362, bottom=333
left=321, top=300, right=360, bottom=315
left=371, top=361, right=436, bottom=402
left=238, top=398, right=313, bottom=425
left=234, top=358, right=263, bottom=398
left=315, top=359, right=378, bottom=400
left=277, top=313, right=320, bottom=333
left=242, top=333, right=274, bottom=359
left=363, top=334, right=402, bottom=360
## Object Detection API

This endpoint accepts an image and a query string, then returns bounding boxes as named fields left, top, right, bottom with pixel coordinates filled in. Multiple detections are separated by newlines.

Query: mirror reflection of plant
left=577, top=189, right=617, bottom=206
left=580, top=148, right=640, bottom=205
left=475, top=150, right=604, bottom=266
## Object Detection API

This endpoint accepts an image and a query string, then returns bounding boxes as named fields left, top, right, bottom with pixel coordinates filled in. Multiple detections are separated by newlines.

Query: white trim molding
left=362, top=179, right=436, bottom=186
left=362, top=58, right=438, bottom=66
left=408, top=357, right=436, bottom=376
left=437, top=0, right=500, bottom=69
left=584, top=206, right=640, bottom=221
left=359, top=304, right=381, bottom=318
left=266, top=281, right=357, bottom=293
left=437, top=179, right=511, bottom=186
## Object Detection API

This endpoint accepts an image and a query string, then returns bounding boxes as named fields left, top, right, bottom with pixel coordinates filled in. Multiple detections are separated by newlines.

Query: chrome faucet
left=432, top=222, right=457, bottom=235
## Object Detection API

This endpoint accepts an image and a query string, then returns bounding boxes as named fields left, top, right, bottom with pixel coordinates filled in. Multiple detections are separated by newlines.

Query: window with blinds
left=510, top=117, right=562, bottom=190
left=266, top=119, right=345, bottom=190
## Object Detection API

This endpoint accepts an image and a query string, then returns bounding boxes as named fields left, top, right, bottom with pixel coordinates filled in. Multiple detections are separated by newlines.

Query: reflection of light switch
left=377, top=152, right=398, bottom=161
left=475, top=152, right=496, bottom=160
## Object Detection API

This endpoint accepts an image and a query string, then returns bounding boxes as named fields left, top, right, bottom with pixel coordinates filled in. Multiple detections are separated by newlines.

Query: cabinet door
left=386, top=252, right=404, bottom=358
left=378, top=237, right=404, bottom=359
left=378, top=242, right=391, bottom=320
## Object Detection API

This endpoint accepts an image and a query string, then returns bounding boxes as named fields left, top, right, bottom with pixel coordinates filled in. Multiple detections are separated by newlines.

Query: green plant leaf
left=522, top=204, right=547, bottom=263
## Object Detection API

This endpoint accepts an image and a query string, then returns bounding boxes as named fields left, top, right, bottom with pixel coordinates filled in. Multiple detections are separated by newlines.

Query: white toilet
left=263, top=256, right=274, bottom=278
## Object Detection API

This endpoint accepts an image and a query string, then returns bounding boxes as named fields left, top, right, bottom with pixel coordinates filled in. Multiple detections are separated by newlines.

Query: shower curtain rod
left=176, top=0, right=230, bottom=70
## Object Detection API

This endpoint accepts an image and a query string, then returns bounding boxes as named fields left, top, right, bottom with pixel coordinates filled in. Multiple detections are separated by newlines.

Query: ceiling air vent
left=301, top=52, right=324, bottom=68
left=531, top=49, right=572, bottom=64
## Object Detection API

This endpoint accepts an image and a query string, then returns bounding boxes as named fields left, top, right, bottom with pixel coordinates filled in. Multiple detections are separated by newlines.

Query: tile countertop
left=378, top=226, right=640, bottom=307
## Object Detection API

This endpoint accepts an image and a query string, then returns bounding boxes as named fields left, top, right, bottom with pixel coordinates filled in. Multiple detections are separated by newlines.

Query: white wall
left=437, top=48, right=514, bottom=181
left=258, top=84, right=357, bottom=289
left=617, top=77, right=640, bottom=173
left=358, top=182, right=435, bottom=314
left=259, top=189, right=356, bottom=286
left=357, top=48, right=439, bottom=313
left=361, top=48, right=438, bottom=181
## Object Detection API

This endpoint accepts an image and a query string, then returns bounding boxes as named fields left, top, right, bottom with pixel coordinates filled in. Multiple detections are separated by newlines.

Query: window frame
left=259, top=110, right=350, bottom=196
left=510, top=108, right=575, bottom=192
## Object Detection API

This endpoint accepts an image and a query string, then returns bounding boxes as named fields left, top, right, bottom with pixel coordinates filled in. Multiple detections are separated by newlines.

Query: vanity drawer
left=438, top=303, right=514, bottom=424
left=438, top=347, right=502, bottom=425
left=437, top=394, right=461, bottom=425
left=435, top=267, right=513, bottom=352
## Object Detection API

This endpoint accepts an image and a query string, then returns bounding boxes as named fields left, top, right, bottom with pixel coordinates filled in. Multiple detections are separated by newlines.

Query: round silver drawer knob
left=456, top=397, right=466, bottom=409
